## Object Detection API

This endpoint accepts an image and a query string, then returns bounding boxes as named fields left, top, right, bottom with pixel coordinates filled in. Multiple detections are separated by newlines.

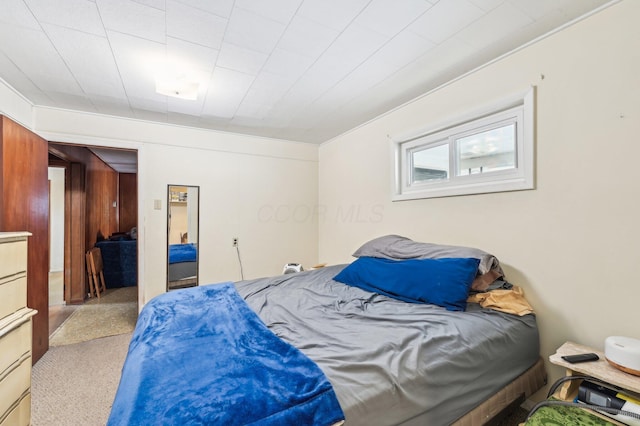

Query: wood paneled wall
left=119, top=173, right=137, bottom=233
left=68, top=162, right=87, bottom=304
left=48, top=144, right=119, bottom=249
left=85, top=156, right=118, bottom=248
left=0, top=115, right=50, bottom=363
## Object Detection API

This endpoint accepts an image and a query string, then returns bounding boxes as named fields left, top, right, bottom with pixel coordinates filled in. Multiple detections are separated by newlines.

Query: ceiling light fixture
left=155, top=75, right=200, bottom=100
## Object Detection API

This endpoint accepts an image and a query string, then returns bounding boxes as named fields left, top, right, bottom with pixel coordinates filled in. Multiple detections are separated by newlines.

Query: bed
left=167, top=243, right=198, bottom=289
left=109, top=236, right=546, bottom=425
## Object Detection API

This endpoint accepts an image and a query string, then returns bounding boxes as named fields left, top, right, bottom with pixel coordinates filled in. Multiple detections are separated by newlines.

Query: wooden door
left=0, top=115, right=50, bottom=363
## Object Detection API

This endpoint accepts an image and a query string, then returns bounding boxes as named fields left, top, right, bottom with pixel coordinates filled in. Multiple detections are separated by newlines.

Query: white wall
left=319, top=0, right=640, bottom=392
left=48, top=167, right=65, bottom=272
left=140, top=137, right=318, bottom=302
left=0, top=100, right=319, bottom=307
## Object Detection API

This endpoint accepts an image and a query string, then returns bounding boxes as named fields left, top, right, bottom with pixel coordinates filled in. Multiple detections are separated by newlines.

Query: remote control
left=561, top=353, right=599, bottom=363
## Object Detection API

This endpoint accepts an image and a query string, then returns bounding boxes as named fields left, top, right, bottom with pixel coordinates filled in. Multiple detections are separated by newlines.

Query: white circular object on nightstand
left=605, top=336, right=640, bottom=376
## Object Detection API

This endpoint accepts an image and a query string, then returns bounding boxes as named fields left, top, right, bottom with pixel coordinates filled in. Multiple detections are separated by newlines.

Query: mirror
left=167, top=185, right=199, bottom=290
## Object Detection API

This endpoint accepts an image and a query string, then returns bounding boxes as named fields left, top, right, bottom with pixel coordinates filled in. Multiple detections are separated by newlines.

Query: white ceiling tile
left=287, top=65, right=341, bottom=103
left=409, top=0, right=484, bottom=44
left=516, top=7, right=575, bottom=38
left=97, top=0, right=165, bottom=43
left=468, top=0, right=506, bottom=12
left=322, top=24, right=389, bottom=65
left=0, top=0, right=613, bottom=144
left=43, top=91, right=96, bottom=110
left=166, top=37, right=218, bottom=74
left=0, top=0, right=40, bottom=30
left=302, top=24, right=388, bottom=91
left=269, top=127, right=308, bottom=142
left=107, top=31, right=165, bottom=100
left=171, top=0, right=234, bottom=18
left=509, top=0, right=566, bottom=20
left=166, top=0, right=227, bottom=49
left=202, top=67, right=255, bottom=118
left=196, top=116, right=230, bottom=130
left=216, top=43, right=269, bottom=75
left=456, top=2, right=533, bottom=49
left=25, top=0, right=105, bottom=36
left=262, top=48, right=315, bottom=78
left=0, top=24, right=83, bottom=95
left=235, top=0, right=303, bottom=24
left=234, top=102, right=272, bottom=120
left=167, top=94, right=205, bottom=116
left=0, top=51, right=47, bottom=102
left=88, top=94, right=132, bottom=116
left=368, top=31, right=436, bottom=75
left=276, top=15, right=340, bottom=58
left=312, top=31, right=435, bottom=110
left=409, top=36, right=478, bottom=77
left=354, top=0, right=434, bottom=38
left=14, top=89, right=54, bottom=106
left=297, top=0, right=372, bottom=32
left=243, top=72, right=291, bottom=105
left=42, top=24, right=126, bottom=99
left=132, top=106, right=168, bottom=121
left=226, top=121, right=268, bottom=135
left=129, top=96, right=167, bottom=113
left=164, top=37, right=217, bottom=101
left=132, top=0, right=165, bottom=11
left=167, top=111, right=204, bottom=127
left=224, top=7, right=287, bottom=54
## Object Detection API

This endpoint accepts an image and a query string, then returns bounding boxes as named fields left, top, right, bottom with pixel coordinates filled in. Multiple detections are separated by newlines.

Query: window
left=392, top=87, right=535, bottom=200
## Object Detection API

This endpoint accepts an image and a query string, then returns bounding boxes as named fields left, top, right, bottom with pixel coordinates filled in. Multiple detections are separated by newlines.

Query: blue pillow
left=333, top=256, right=480, bottom=311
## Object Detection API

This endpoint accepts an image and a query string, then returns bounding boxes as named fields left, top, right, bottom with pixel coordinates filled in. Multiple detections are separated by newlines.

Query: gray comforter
left=235, top=265, right=539, bottom=426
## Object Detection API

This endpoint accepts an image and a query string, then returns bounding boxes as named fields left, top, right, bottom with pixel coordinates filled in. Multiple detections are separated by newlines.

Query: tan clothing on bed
left=467, top=285, right=534, bottom=316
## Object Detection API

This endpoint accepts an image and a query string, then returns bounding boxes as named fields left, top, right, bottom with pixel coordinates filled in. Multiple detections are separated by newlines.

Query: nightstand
left=537, top=341, right=640, bottom=425
left=549, top=341, right=640, bottom=400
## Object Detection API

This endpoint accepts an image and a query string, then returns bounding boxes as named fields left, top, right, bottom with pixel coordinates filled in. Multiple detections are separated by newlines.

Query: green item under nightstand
left=524, top=401, right=618, bottom=426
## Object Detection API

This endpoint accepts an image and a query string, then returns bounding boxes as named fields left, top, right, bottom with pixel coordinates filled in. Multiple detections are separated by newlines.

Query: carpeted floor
left=33, top=288, right=138, bottom=425
left=32, top=332, right=132, bottom=426
left=49, top=287, right=138, bottom=346
left=495, top=407, right=529, bottom=426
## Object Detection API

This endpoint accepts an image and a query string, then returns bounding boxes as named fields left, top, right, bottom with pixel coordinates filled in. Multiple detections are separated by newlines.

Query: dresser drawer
left=0, top=391, right=29, bottom=426
left=0, top=320, right=31, bottom=377
left=0, top=274, right=27, bottom=321
left=0, top=239, right=27, bottom=279
left=0, top=354, right=31, bottom=421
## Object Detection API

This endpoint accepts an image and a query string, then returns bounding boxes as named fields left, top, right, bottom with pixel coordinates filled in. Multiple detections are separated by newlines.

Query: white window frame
left=391, top=87, right=535, bottom=201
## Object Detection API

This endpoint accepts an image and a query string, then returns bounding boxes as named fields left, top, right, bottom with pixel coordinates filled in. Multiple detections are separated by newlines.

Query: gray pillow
left=352, top=235, right=504, bottom=291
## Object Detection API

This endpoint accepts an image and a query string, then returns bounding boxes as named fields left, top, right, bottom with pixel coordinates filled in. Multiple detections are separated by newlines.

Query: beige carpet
left=49, top=287, right=138, bottom=347
left=32, top=332, right=132, bottom=426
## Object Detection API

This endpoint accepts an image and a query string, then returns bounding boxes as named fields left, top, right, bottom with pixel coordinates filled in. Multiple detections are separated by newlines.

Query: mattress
left=235, top=264, right=541, bottom=426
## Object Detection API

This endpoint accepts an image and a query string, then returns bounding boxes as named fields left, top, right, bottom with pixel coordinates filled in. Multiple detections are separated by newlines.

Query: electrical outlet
left=232, top=237, right=238, bottom=247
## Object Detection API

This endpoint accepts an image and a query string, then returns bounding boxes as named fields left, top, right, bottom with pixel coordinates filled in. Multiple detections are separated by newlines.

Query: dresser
left=0, top=232, right=36, bottom=426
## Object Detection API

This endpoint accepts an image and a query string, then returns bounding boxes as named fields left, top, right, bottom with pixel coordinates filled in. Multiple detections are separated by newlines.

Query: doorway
left=47, top=143, right=138, bottom=342
left=48, top=165, right=78, bottom=335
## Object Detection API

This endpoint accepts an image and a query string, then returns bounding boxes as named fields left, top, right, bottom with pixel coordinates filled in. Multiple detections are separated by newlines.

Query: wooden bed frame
left=452, top=357, right=546, bottom=426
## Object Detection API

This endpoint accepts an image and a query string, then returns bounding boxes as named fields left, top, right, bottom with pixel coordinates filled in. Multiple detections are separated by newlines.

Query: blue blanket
left=107, top=283, right=344, bottom=426
left=168, top=243, right=197, bottom=264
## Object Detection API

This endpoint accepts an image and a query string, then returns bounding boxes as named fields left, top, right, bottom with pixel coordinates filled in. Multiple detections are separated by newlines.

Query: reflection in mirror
left=167, top=185, right=199, bottom=290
